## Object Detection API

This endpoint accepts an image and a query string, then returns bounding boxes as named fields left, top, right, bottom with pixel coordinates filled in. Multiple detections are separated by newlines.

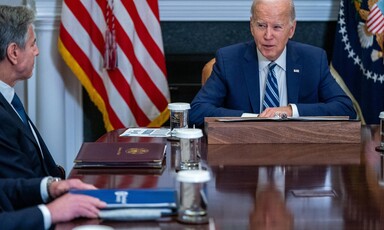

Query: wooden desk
left=57, top=125, right=384, bottom=230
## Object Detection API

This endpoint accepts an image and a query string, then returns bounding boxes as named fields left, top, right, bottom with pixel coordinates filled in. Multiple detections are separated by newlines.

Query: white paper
left=120, top=128, right=171, bottom=137
left=99, top=208, right=173, bottom=221
left=217, top=116, right=350, bottom=122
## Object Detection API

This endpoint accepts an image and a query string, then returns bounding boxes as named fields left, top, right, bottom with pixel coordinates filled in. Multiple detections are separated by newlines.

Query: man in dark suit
left=0, top=177, right=106, bottom=230
left=0, top=5, right=64, bottom=178
left=189, top=0, right=356, bottom=127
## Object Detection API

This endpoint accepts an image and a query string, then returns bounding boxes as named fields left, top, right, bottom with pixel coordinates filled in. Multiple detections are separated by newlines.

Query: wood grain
left=207, top=143, right=361, bottom=166
left=205, top=117, right=361, bottom=144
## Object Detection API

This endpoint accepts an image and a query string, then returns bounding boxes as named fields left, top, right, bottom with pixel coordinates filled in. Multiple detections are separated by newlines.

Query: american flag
left=58, top=0, right=170, bottom=131
left=366, top=0, right=384, bottom=34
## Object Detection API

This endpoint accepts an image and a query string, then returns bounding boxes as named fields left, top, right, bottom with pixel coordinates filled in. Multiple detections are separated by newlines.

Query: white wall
left=0, top=0, right=24, bottom=5
left=10, top=0, right=83, bottom=176
left=158, top=0, right=339, bottom=21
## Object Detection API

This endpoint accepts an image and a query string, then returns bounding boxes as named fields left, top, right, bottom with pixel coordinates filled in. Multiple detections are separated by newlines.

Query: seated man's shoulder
left=288, top=40, right=325, bottom=54
left=219, top=40, right=254, bottom=53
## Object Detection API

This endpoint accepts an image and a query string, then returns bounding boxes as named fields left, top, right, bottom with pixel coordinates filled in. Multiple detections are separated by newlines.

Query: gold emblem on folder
left=126, top=148, right=149, bottom=155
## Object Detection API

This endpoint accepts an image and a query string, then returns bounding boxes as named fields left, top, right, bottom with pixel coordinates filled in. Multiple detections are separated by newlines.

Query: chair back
left=201, top=58, right=216, bottom=85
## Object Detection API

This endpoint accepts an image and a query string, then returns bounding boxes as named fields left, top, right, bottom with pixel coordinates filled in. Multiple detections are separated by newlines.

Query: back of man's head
left=0, top=5, right=35, bottom=62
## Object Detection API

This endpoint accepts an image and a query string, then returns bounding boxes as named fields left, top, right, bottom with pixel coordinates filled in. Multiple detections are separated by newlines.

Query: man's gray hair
left=0, top=5, right=35, bottom=61
left=250, top=0, right=296, bottom=23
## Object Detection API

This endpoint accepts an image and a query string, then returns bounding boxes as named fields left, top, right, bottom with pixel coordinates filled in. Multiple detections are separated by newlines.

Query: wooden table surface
left=56, top=125, right=383, bottom=230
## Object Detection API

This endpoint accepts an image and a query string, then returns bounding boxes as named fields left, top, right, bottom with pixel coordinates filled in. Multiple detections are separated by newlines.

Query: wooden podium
left=207, top=143, right=361, bottom=166
left=204, top=117, right=361, bottom=144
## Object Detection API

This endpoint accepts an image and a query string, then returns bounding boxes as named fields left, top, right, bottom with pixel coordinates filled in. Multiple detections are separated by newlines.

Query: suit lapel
left=243, top=42, right=261, bottom=113
left=0, top=93, right=52, bottom=176
left=0, top=94, right=41, bottom=154
left=286, top=41, right=301, bottom=103
left=26, top=117, right=51, bottom=175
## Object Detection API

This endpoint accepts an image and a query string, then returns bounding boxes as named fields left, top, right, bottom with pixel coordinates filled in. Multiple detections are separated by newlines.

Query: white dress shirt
left=241, top=47, right=299, bottom=117
left=39, top=177, right=52, bottom=229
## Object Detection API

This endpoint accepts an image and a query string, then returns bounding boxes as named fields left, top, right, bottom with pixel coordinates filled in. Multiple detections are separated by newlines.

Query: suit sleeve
left=0, top=178, right=43, bottom=210
left=0, top=207, right=45, bottom=230
left=0, top=108, right=40, bottom=178
left=295, top=49, right=356, bottom=119
left=189, top=50, right=244, bottom=127
left=0, top=178, right=45, bottom=229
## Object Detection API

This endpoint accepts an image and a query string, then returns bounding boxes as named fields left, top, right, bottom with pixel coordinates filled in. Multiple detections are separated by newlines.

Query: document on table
left=120, top=128, right=171, bottom=137
left=99, top=208, right=173, bottom=221
left=216, top=116, right=351, bottom=122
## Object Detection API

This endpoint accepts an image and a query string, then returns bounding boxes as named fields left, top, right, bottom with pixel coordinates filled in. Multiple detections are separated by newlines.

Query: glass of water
left=177, top=170, right=211, bottom=224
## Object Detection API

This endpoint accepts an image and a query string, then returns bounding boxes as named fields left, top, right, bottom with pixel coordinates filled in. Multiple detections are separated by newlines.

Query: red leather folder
left=74, top=142, right=166, bottom=169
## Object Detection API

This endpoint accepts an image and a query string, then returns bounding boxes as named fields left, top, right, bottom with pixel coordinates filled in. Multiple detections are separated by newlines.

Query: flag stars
left=373, top=73, right=378, bottom=82
left=344, top=42, right=351, bottom=51
left=348, top=49, right=355, bottom=58
left=353, top=56, right=361, bottom=65
left=366, top=70, right=372, bottom=78
left=342, top=35, right=348, bottom=43
left=379, top=75, right=384, bottom=84
left=339, top=26, right=347, bottom=35
left=337, top=0, right=383, bottom=84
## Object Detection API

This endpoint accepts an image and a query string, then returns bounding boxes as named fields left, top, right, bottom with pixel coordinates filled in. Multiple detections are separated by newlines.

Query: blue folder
left=70, top=188, right=177, bottom=209
left=70, top=188, right=178, bottom=221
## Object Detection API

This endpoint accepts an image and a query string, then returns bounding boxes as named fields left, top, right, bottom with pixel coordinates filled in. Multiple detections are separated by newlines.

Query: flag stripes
left=367, top=4, right=384, bottom=34
left=59, top=0, right=170, bottom=130
left=59, top=26, right=124, bottom=130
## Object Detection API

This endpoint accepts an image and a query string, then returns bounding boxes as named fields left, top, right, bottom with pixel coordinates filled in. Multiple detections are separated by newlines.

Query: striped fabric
left=11, top=94, right=28, bottom=126
left=262, top=62, right=279, bottom=111
left=366, top=1, right=384, bottom=34
left=58, top=0, right=170, bottom=131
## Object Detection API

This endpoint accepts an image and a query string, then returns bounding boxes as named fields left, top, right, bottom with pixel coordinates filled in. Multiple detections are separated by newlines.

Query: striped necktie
left=262, top=62, right=279, bottom=110
left=11, top=93, right=28, bottom=126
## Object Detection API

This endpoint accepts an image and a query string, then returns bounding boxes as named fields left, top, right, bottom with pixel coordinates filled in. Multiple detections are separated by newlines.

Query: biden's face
left=250, top=1, right=296, bottom=61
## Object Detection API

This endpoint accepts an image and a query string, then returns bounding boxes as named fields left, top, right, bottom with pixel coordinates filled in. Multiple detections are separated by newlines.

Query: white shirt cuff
left=241, top=113, right=259, bottom=117
left=38, top=204, right=52, bottom=230
left=289, top=104, right=299, bottom=117
left=40, top=177, right=50, bottom=203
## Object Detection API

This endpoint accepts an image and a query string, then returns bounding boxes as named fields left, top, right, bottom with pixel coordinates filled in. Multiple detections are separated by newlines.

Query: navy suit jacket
left=0, top=93, right=62, bottom=179
left=189, top=40, right=356, bottom=126
left=0, top=178, right=45, bottom=229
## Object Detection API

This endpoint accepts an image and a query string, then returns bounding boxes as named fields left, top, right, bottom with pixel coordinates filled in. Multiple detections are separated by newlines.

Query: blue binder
left=70, top=188, right=178, bottom=221
left=70, top=188, right=177, bottom=209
